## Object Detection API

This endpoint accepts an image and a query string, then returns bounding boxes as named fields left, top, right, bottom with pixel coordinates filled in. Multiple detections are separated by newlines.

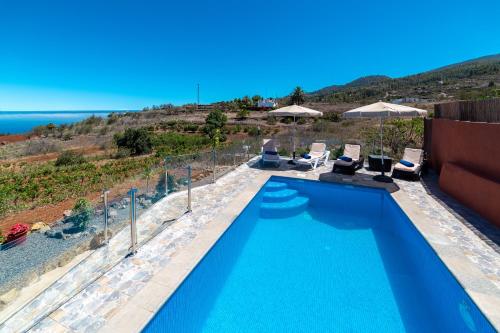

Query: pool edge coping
left=99, top=171, right=274, bottom=333
left=99, top=169, right=500, bottom=332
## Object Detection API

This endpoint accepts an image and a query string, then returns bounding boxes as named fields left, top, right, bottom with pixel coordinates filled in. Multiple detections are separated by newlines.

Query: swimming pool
left=143, top=176, right=495, bottom=332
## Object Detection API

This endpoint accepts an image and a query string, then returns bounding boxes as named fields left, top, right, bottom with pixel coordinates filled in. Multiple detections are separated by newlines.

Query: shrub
left=247, top=126, right=261, bottom=136
left=107, top=113, right=119, bottom=125
left=237, top=109, right=250, bottom=120
left=183, top=124, right=199, bottom=132
left=55, top=151, right=86, bottom=167
left=114, top=128, right=153, bottom=156
left=72, top=198, right=93, bottom=230
left=278, top=147, right=289, bottom=156
left=323, top=112, right=341, bottom=122
left=312, top=120, right=327, bottom=133
left=266, top=116, right=277, bottom=125
left=114, top=148, right=132, bottom=159
left=62, top=133, right=72, bottom=141
left=297, top=118, right=306, bottom=125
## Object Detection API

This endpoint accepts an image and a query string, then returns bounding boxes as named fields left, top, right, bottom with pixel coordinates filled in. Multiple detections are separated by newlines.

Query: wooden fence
left=434, top=98, right=500, bottom=123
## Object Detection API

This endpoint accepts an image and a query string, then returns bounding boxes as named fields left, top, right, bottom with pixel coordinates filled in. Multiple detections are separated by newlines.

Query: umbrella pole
left=373, top=115, right=393, bottom=183
left=293, top=116, right=296, bottom=160
left=380, top=116, right=384, bottom=177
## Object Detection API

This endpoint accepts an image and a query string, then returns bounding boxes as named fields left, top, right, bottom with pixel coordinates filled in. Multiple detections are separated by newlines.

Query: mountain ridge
left=306, top=54, right=500, bottom=102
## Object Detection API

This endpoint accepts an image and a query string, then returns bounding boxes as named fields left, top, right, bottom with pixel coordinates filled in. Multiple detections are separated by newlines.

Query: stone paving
left=1, top=159, right=499, bottom=332
left=389, top=172, right=500, bottom=289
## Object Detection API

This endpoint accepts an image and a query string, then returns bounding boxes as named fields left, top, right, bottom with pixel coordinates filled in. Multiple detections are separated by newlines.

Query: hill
left=307, top=54, right=500, bottom=103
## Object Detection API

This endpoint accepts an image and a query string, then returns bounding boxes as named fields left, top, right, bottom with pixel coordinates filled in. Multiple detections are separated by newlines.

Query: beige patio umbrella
left=343, top=101, right=427, bottom=182
left=269, top=104, right=323, bottom=160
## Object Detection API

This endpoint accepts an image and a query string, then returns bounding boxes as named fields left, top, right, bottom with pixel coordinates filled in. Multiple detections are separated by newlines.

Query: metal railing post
left=212, top=149, right=216, bottom=183
left=164, top=157, right=169, bottom=196
left=103, top=189, right=110, bottom=244
left=128, top=188, right=138, bottom=255
left=187, top=165, right=192, bottom=212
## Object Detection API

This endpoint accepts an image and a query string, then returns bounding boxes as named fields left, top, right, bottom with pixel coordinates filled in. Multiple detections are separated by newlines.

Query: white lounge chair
left=392, top=148, right=424, bottom=180
left=332, top=144, right=364, bottom=174
left=261, top=139, right=280, bottom=167
left=296, top=142, right=330, bottom=169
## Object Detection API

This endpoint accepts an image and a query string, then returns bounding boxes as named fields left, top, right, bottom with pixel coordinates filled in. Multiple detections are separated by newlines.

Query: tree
left=204, top=110, right=227, bottom=144
left=251, top=95, right=262, bottom=104
left=114, top=128, right=153, bottom=156
left=290, top=86, right=305, bottom=105
left=241, top=96, right=252, bottom=108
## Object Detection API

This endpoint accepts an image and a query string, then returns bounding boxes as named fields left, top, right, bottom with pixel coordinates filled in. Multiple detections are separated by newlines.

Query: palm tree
left=290, top=86, right=305, bottom=105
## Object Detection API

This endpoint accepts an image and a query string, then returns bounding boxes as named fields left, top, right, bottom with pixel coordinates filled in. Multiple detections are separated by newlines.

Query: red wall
left=429, top=119, right=500, bottom=226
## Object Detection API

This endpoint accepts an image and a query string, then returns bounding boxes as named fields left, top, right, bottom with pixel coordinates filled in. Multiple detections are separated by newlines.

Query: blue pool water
left=144, top=177, right=495, bottom=333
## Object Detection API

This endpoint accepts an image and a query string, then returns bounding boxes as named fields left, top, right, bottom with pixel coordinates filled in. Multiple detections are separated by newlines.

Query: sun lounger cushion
left=334, top=159, right=354, bottom=167
left=394, top=162, right=419, bottom=173
left=399, top=159, right=414, bottom=167
left=339, top=155, right=352, bottom=162
left=265, top=151, right=278, bottom=155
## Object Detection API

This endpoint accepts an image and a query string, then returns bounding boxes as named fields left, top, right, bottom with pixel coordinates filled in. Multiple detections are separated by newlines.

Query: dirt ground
left=0, top=135, right=28, bottom=144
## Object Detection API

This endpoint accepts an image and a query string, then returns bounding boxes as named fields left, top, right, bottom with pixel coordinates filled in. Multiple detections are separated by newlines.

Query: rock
left=63, top=210, right=72, bottom=218
left=31, top=222, right=50, bottom=233
left=45, top=229, right=57, bottom=238
left=89, top=230, right=113, bottom=249
left=49, top=231, right=68, bottom=239
left=0, top=289, right=19, bottom=306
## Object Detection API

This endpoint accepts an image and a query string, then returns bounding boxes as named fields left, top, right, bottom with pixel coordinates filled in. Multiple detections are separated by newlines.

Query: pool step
left=264, top=181, right=288, bottom=192
left=263, top=189, right=298, bottom=203
left=260, top=196, right=309, bottom=218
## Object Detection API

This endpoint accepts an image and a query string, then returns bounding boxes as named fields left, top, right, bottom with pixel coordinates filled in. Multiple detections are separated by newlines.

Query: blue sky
left=0, top=0, right=499, bottom=110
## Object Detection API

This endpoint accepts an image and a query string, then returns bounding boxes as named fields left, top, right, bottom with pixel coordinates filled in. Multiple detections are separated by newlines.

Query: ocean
left=0, top=110, right=135, bottom=135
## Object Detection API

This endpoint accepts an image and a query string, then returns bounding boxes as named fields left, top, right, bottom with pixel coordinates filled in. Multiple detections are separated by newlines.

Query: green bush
left=183, top=124, right=199, bottom=132
left=297, top=118, right=306, bottom=125
left=323, top=112, right=341, bottom=122
left=237, top=109, right=250, bottom=120
left=247, top=126, right=261, bottom=136
left=55, top=151, right=86, bottom=167
left=278, top=147, right=289, bottom=156
left=114, top=148, right=131, bottom=159
left=114, top=128, right=153, bottom=156
left=72, top=198, right=93, bottom=230
left=266, top=116, right=277, bottom=125
left=152, top=132, right=210, bottom=157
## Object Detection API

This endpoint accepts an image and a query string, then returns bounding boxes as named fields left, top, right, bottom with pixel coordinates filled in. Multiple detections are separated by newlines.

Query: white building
left=257, top=98, right=278, bottom=108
